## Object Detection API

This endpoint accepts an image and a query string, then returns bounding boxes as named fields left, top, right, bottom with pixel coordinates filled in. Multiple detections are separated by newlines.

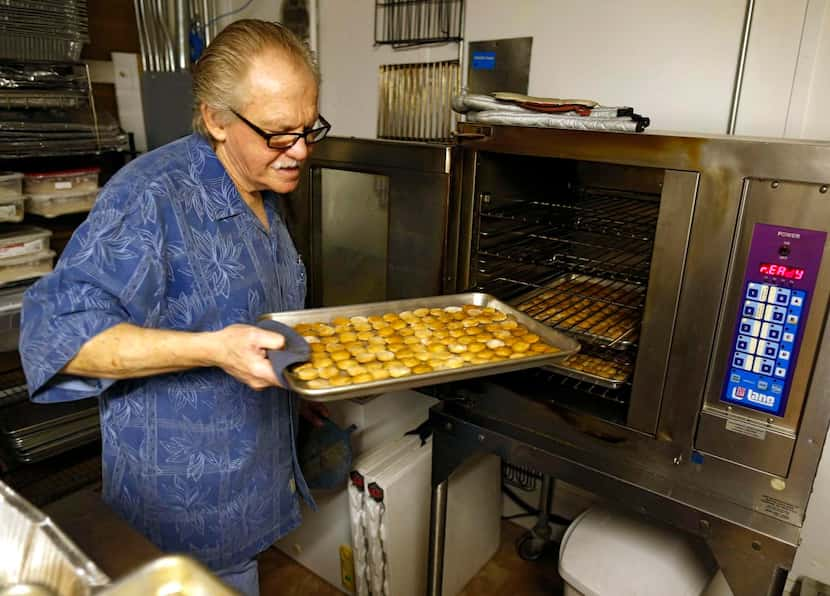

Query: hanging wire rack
left=374, top=0, right=464, bottom=47
left=377, top=60, right=460, bottom=141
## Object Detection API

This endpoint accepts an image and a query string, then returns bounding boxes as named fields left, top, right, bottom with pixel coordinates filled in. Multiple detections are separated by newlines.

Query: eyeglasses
left=230, top=109, right=331, bottom=149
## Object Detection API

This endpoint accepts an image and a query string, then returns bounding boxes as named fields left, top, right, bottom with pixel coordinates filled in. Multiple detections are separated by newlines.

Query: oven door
left=283, top=137, right=459, bottom=307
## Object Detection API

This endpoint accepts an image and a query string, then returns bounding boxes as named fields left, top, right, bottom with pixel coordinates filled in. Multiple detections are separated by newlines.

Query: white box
left=276, top=390, right=437, bottom=592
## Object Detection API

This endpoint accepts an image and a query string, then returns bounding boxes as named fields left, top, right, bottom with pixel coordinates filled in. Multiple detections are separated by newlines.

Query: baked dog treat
left=516, top=277, right=642, bottom=343
left=558, top=352, right=631, bottom=382
left=286, top=304, right=561, bottom=389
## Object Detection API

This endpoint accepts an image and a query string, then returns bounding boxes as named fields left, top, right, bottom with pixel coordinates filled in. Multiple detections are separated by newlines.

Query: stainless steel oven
left=287, top=125, right=830, bottom=596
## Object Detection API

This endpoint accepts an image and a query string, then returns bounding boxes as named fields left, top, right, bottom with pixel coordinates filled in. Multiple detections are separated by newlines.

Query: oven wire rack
left=481, top=189, right=660, bottom=241
left=475, top=185, right=658, bottom=395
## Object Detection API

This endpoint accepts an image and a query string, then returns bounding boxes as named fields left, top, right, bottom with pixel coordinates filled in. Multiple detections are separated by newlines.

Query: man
left=19, top=20, right=329, bottom=595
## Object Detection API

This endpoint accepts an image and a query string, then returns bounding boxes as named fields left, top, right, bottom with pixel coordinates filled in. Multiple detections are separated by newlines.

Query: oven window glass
left=319, top=168, right=389, bottom=306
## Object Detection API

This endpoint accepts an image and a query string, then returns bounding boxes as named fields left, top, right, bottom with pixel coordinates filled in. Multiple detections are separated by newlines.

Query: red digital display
left=759, top=263, right=805, bottom=280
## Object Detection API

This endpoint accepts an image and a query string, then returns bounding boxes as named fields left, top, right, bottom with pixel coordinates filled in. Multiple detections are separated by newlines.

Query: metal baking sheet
left=544, top=357, right=630, bottom=390
left=259, top=292, right=580, bottom=402
left=543, top=364, right=626, bottom=390
left=513, top=273, right=644, bottom=350
left=542, top=344, right=634, bottom=390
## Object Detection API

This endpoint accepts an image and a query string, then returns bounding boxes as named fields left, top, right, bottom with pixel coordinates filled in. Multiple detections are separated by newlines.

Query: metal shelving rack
left=374, top=0, right=464, bottom=46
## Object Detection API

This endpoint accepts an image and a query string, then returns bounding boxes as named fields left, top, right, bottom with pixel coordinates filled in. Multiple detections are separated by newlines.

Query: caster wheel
left=516, top=530, right=545, bottom=561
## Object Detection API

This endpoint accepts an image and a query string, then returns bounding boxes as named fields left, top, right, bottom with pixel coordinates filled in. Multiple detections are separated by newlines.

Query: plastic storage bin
left=558, top=506, right=716, bottom=596
left=0, top=227, right=52, bottom=261
left=0, top=195, right=25, bottom=223
left=23, top=168, right=99, bottom=196
left=0, top=250, right=55, bottom=286
left=25, top=190, right=98, bottom=218
left=0, top=172, right=23, bottom=199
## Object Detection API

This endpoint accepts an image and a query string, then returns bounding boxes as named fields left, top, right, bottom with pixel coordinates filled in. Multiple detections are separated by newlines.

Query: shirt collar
left=190, top=133, right=248, bottom=222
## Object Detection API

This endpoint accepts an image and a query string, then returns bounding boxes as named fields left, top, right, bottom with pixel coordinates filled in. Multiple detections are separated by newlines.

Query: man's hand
left=210, top=324, right=285, bottom=390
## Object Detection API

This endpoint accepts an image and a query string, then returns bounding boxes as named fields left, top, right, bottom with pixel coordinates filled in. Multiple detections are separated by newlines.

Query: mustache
left=272, top=158, right=302, bottom=169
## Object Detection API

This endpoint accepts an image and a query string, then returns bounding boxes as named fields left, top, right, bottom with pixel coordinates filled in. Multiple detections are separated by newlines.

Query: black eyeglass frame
left=230, top=109, right=331, bottom=149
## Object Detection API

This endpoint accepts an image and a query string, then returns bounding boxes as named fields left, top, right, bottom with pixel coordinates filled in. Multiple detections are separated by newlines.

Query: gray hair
left=191, top=19, right=319, bottom=138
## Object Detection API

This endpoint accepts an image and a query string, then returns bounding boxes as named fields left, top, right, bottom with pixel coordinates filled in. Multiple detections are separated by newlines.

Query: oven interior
left=468, top=152, right=666, bottom=425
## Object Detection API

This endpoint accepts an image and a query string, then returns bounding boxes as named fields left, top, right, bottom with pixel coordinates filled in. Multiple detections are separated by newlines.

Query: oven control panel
left=722, top=224, right=826, bottom=416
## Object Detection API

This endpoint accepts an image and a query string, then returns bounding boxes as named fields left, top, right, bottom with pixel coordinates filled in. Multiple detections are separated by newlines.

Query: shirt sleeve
left=19, top=187, right=167, bottom=403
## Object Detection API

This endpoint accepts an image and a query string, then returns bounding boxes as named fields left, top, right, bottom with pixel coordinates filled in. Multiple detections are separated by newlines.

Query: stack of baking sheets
left=0, top=61, right=129, bottom=158
left=0, top=396, right=99, bottom=465
left=0, top=109, right=129, bottom=158
left=0, top=0, right=89, bottom=62
left=0, top=63, right=89, bottom=110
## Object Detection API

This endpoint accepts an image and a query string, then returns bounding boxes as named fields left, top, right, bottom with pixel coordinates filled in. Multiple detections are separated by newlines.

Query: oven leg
left=703, top=516, right=795, bottom=596
left=426, top=405, right=482, bottom=596
left=427, top=479, right=449, bottom=596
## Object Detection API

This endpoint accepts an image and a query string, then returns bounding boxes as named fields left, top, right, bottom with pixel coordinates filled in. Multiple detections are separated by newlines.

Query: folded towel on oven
left=452, top=93, right=650, bottom=132
left=258, top=319, right=311, bottom=387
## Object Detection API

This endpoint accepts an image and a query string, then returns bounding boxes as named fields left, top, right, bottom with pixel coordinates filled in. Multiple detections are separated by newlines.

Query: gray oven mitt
left=258, top=319, right=311, bottom=387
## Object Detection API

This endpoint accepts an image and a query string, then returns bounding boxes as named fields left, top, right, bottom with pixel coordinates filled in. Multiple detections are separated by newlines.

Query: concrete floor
left=258, top=520, right=564, bottom=595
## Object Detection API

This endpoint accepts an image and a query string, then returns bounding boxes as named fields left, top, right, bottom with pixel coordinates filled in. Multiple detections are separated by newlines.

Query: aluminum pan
left=0, top=481, right=108, bottom=595
left=99, top=555, right=237, bottom=595
left=259, top=292, right=580, bottom=402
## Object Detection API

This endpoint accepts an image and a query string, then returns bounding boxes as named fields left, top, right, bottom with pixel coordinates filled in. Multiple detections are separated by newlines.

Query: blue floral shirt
left=19, top=133, right=312, bottom=570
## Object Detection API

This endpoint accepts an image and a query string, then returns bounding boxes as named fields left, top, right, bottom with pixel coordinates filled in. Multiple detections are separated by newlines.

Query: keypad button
left=760, top=323, right=782, bottom=340
left=736, top=335, right=757, bottom=354
left=790, top=295, right=803, bottom=307
left=764, top=304, right=787, bottom=323
left=769, top=287, right=791, bottom=305
left=771, top=384, right=783, bottom=394
left=742, top=300, right=763, bottom=319
left=740, top=318, right=761, bottom=337
left=778, top=349, right=790, bottom=361
left=774, top=367, right=787, bottom=378
left=783, top=332, right=795, bottom=343
left=757, top=380, right=769, bottom=390
left=747, top=283, right=769, bottom=302
left=733, top=353, right=753, bottom=371
left=757, top=340, right=778, bottom=359
left=786, top=314, right=799, bottom=325
left=753, top=358, right=775, bottom=375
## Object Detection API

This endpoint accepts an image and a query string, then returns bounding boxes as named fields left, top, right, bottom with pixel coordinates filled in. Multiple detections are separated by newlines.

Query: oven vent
left=377, top=60, right=460, bottom=142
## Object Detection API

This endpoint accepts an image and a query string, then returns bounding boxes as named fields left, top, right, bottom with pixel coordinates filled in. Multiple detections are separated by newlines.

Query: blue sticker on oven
left=472, top=51, right=496, bottom=70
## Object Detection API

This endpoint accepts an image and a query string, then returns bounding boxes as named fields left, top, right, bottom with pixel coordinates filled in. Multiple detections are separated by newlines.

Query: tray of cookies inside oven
left=513, top=274, right=644, bottom=349
left=545, top=346, right=633, bottom=389
left=259, top=292, right=580, bottom=402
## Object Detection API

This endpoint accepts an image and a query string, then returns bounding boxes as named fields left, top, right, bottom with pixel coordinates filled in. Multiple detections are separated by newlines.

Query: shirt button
left=288, top=477, right=296, bottom=494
